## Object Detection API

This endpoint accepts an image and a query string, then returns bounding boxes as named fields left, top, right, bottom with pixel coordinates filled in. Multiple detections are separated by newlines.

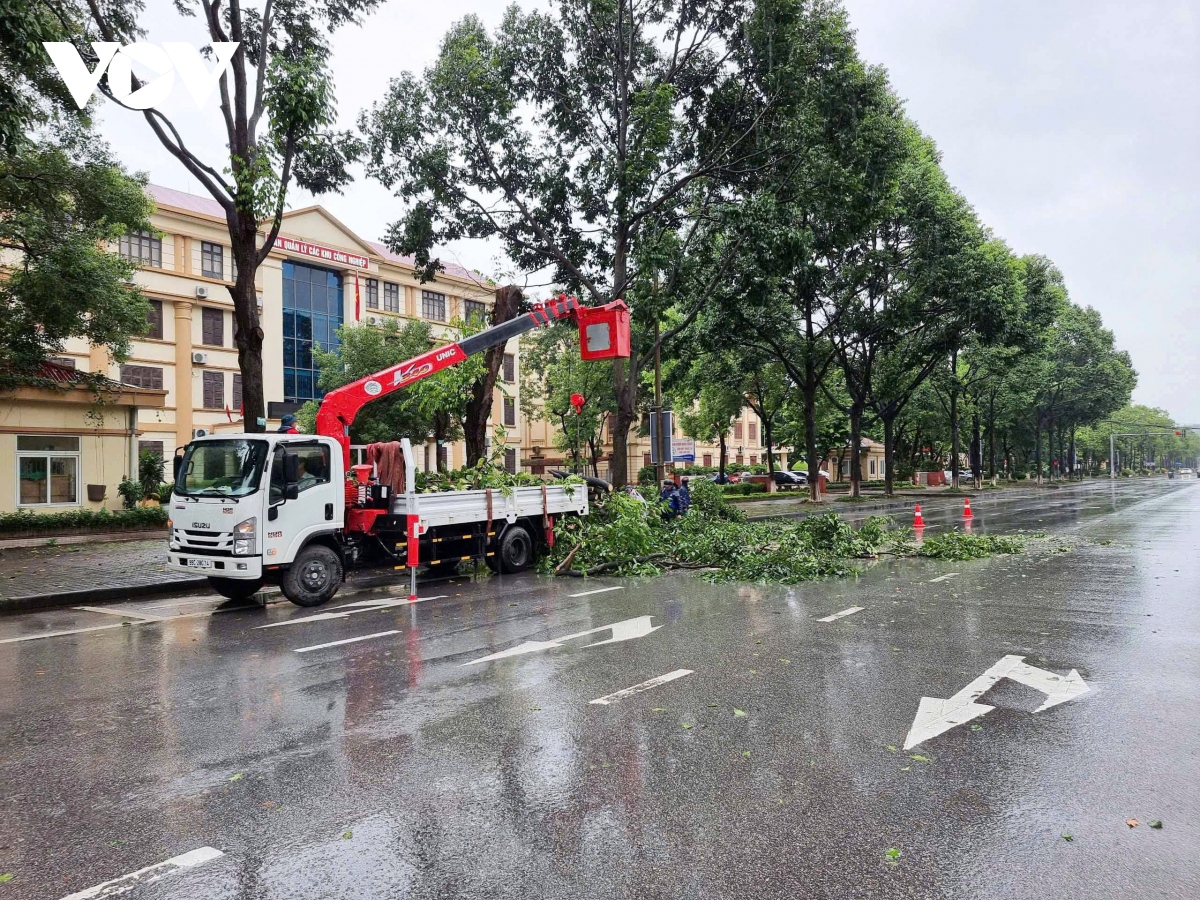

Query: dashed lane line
left=58, top=846, right=224, bottom=900
left=928, top=573, right=960, bottom=583
left=817, top=606, right=865, bottom=623
left=294, top=630, right=401, bottom=653
left=568, top=586, right=625, bottom=598
left=74, top=605, right=166, bottom=622
left=589, top=669, right=694, bottom=705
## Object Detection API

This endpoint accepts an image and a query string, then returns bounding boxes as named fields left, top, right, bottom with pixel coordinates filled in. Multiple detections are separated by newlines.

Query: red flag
left=225, top=405, right=233, bottom=423
left=354, top=270, right=361, bottom=320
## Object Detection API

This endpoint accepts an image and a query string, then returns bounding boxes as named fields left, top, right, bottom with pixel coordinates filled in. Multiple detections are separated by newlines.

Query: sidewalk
left=0, top=540, right=204, bottom=613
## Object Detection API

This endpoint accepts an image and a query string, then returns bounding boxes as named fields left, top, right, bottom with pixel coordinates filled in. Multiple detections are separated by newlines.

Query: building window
left=869, top=458, right=876, bottom=476
left=17, top=435, right=80, bottom=506
left=503, top=397, right=516, bottom=427
left=119, top=231, right=161, bottom=268
left=502, top=353, right=515, bottom=383
left=203, top=371, right=225, bottom=409
left=422, top=290, right=446, bottom=321
left=383, top=282, right=400, bottom=313
left=504, top=448, right=517, bottom=475
left=146, top=300, right=164, bottom=340
left=750, top=455, right=757, bottom=465
left=50, top=356, right=76, bottom=369
left=643, top=453, right=652, bottom=467
left=748, top=422, right=757, bottom=443
left=201, top=307, right=224, bottom=346
left=463, top=299, right=486, bottom=324
left=703, top=454, right=712, bottom=467
left=283, top=261, right=342, bottom=403
left=733, top=422, right=743, bottom=440
left=365, top=278, right=379, bottom=310
left=139, top=440, right=164, bottom=460
left=437, top=444, right=449, bottom=470
left=232, top=373, right=243, bottom=411
left=201, top=241, right=224, bottom=280
left=120, top=365, right=163, bottom=390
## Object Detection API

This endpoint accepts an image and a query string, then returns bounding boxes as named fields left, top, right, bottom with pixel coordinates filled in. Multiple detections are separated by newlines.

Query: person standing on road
left=679, top=477, right=691, bottom=515
left=277, top=414, right=299, bottom=434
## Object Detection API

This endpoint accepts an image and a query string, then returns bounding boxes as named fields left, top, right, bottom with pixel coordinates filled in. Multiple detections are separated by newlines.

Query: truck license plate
left=186, top=558, right=213, bottom=569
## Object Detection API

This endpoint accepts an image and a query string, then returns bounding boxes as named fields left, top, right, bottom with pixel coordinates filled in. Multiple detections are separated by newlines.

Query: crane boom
left=316, top=295, right=629, bottom=469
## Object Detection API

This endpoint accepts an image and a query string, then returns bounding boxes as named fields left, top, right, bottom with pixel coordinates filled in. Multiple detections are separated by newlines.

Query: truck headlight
left=233, top=517, right=256, bottom=556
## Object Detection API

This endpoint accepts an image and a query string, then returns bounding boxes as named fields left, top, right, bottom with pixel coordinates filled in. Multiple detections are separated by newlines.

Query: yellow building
left=522, top=402, right=784, bottom=484
left=2, top=184, right=521, bottom=513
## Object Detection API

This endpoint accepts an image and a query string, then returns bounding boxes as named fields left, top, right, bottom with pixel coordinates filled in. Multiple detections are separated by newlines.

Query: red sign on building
left=276, top=236, right=369, bottom=270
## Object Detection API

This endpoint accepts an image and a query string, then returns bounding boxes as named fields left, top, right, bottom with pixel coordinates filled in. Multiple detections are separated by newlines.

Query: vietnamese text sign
left=277, top=237, right=369, bottom=270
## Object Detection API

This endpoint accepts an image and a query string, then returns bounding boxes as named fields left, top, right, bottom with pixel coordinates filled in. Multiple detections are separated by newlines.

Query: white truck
left=166, top=295, right=630, bottom=607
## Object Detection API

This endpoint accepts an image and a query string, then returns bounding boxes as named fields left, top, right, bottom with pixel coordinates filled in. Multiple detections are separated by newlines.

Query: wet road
left=1, top=479, right=1198, bottom=899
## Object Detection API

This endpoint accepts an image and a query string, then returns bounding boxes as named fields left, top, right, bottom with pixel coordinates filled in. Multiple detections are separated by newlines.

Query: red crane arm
left=316, top=295, right=627, bottom=470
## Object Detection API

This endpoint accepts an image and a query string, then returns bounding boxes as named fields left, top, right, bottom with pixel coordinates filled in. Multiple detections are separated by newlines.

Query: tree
left=361, top=0, right=779, bottom=485
left=299, top=318, right=434, bottom=444
left=0, top=2, right=154, bottom=375
left=463, top=286, right=525, bottom=467
left=80, top=0, right=377, bottom=431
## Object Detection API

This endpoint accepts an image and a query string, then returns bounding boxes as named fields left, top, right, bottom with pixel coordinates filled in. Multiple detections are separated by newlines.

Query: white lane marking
left=568, top=586, right=625, bottom=598
left=75, top=605, right=165, bottom=622
left=0, top=622, right=132, bottom=645
left=903, top=655, right=1089, bottom=750
left=928, top=573, right=960, bottom=583
left=462, top=615, right=661, bottom=666
left=590, top=669, right=694, bottom=705
left=59, top=846, right=223, bottom=900
left=256, top=596, right=447, bottom=629
left=294, top=630, right=400, bottom=654
left=817, top=606, right=864, bottom=623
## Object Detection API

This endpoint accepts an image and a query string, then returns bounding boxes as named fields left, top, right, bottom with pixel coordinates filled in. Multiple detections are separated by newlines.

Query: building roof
left=147, top=183, right=227, bottom=220
left=363, top=239, right=489, bottom=287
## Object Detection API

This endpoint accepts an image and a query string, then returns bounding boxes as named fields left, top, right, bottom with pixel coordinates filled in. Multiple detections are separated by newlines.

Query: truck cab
left=168, top=433, right=346, bottom=605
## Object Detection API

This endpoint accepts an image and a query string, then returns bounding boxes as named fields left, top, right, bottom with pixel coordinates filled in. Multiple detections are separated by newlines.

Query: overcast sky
left=94, top=1, right=1199, bottom=424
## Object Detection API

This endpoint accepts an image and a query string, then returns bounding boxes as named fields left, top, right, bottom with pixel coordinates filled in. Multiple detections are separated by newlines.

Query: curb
left=0, top=576, right=208, bottom=615
left=0, top=530, right=168, bottom=551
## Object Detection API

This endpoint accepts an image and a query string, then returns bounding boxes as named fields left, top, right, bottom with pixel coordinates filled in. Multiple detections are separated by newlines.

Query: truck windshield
left=176, top=440, right=269, bottom=498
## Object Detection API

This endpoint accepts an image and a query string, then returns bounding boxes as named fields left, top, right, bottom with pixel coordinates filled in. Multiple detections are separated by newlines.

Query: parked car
left=772, top=470, right=807, bottom=488
left=710, top=472, right=734, bottom=484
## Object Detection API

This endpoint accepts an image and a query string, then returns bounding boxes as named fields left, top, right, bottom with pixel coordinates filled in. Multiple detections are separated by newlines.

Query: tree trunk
left=848, top=405, right=863, bottom=498
left=610, top=353, right=637, bottom=488
left=949, top=388, right=960, bottom=489
left=883, top=415, right=896, bottom=497
left=464, top=286, right=523, bottom=467
left=718, top=431, right=727, bottom=481
left=230, top=221, right=265, bottom=432
left=764, top=417, right=775, bottom=474
left=971, top=413, right=983, bottom=488
left=1035, top=415, right=1043, bottom=485
left=988, top=394, right=997, bottom=480
left=804, top=335, right=820, bottom=503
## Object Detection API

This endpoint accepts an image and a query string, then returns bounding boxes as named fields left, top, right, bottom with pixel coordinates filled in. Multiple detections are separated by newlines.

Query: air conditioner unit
left=192, top=351, right=209, bottom=365
left=195, top=286, right=210, bottom=299
left=123, top=275, right=137, bottom=285
left=192, top=428, right=210, bottom=439
left=366, top=315, right=380, bottom=326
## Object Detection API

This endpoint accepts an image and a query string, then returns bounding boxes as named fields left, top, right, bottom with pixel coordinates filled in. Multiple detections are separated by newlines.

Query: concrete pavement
left=0, top=479, right=1197, bottom=898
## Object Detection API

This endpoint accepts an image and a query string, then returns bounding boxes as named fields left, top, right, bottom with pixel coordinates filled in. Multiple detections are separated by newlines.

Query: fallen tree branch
left=554, top=544, right=581, bottom=575
left=558, top=553, right=668, bottom=577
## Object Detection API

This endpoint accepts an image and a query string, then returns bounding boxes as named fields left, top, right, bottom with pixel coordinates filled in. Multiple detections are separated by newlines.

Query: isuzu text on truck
left=166, top=295, right=630, bottom=607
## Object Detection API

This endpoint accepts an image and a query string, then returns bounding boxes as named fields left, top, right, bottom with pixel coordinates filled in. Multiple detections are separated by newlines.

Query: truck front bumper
left=167, top=553, right=263, bottom=579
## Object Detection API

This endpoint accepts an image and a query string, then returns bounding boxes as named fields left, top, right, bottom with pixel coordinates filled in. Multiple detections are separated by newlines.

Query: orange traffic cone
left=913, top=504, right=925, bottom=529
left=963, top=497, right=974, bottom=519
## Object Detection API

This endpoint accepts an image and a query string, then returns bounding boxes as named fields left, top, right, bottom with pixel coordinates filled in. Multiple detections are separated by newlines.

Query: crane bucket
left=578, top=300, right=631, bottom=361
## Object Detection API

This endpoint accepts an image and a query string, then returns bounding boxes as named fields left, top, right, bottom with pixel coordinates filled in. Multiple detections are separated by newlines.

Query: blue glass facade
left=283, top=260, right=343, bottom=403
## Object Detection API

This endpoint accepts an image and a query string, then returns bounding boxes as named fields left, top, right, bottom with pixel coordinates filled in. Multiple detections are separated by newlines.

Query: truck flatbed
left=393, top=483, right=589, bottom=529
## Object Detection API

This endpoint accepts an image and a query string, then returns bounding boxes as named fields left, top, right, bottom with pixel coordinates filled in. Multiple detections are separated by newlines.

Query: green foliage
left=721, top=482, right=768, bottom=496
left=138, top=450, right=165, bottom=498
left=909, top=531, right=1025, bottom=560
left=117, top=478, right=142, bottom=510
left=0, top=506, right=167, bottom=534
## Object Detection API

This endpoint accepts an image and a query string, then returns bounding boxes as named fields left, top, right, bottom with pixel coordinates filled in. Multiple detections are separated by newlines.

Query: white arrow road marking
left=568, top=586, right=625, bottom=598
left=817, top=606, right=864, bottom=623
left=294, top=630, right=401, bottom=653
left=462, top=615, right=661, bottom=666
left=903, top=655, right=1089, bottom=750
left=59, top=846, right=223, bottom=900
left=590, top=669, right=694, bottom=705
left=928, top=572, right=960, bottom=583
left=74, top=605, right=166, bottom=622
left=256, top=596, right=447, bottom=628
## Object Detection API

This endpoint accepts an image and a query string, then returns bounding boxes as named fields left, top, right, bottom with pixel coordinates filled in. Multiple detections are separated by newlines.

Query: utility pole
left=654, top=318, right=665, bottom=486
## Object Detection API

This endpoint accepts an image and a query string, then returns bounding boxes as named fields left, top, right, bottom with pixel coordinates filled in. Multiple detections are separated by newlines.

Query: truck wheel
left=282, top=544, right=343, bottom=607
left=207, top=576, right=264, bottom=601
left=497, top=524, right=535, bottom=574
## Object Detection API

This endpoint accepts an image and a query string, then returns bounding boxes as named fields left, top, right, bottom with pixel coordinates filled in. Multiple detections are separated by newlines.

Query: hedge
left=721, top=482, right=768, bottom=496
left=0, top=506, right=169, bottom=535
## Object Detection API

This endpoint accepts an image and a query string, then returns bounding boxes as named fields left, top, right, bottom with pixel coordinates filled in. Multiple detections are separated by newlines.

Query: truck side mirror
left=172, top=455, right=182, bottom=481
left=282, top=451, right=300, bottom=500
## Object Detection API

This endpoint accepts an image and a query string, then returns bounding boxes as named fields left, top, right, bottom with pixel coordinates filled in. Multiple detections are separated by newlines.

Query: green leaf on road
left=742, top=750, right=751, bottom=757
left=0, top=874, right=12, bottom=883
left=970, top=724, right=982, bottom=731
left=899, top=766, right=911, bottom=772
left=1149, top=820, right=1163, bottom=829
left=886, top=745, right=897, bottom=752
left=229, top=773, right=244, bottom=782
left=909, top=754, right=931, bottom=763
left=651, top=708, right=665, bottom=712
left=779, top=658, right=791, bottom=663
left=885, top=848, right=901, bottom=865
left=681, top=723, right=693, bottom=730
left=529, top=706, right=541, bottom=711
left=733, top=708, right=747, bottom=717
left=748, top=669, right=758, bottom=675
left=342, top=830, right=352, bottom=840
left=1061, top=833, right=1073, bottom=842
